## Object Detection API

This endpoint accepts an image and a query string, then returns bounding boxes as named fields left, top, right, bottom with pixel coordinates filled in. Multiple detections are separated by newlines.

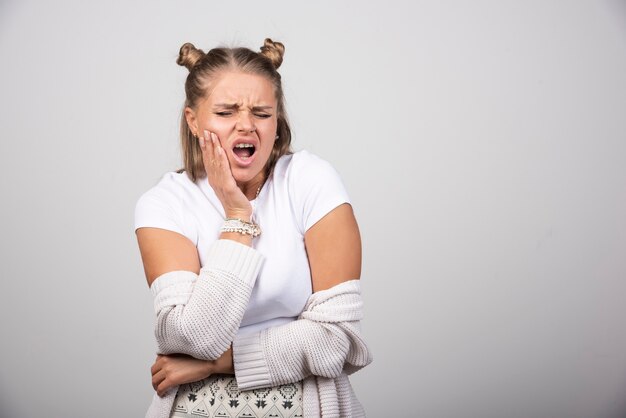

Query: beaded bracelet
left=221, top=218, right=261, bottom=237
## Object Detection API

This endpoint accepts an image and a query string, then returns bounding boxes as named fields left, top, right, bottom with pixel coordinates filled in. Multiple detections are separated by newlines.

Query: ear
left=184, top=107, right=198, bottom=136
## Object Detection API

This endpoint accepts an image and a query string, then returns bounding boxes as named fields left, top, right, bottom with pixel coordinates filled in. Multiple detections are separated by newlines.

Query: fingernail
left=204, top=129, right=209, bottom=138
left=199, top=136, right=205, bottom=147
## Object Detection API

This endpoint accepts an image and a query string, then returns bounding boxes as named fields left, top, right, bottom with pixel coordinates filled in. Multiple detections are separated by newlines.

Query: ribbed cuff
left=202, top=240, right=264, bottom=287
left=233, top=332, right=272, bottom=389
left=150, top=270, right=198, bottom=313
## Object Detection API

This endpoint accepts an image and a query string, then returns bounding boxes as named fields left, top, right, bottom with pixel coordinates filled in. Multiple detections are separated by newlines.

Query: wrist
left=215, top=345, right=235, bottom=374
left=219, top=231, right=253, bottom=246
left=221, top=218, right=261, bottom=238
left=204, top=359, right=215, bottom=376
left=225, top=211, right=252, bottom=222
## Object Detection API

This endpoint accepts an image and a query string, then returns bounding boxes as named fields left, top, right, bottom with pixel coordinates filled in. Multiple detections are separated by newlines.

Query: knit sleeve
left=232, top=280, right=373, bottom=389
left=151, top=239, right=264, bottom=360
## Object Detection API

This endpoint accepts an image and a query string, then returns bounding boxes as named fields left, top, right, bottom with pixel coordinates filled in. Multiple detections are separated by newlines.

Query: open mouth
left=233, top=143, right=256, bottom=160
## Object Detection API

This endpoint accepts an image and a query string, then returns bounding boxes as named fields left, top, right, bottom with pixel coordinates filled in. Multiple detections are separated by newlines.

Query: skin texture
left=136, top=71, right=361, bottom=397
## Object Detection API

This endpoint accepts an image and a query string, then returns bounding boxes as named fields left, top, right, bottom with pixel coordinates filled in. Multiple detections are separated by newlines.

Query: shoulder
left=143, top=171, right=197, bottom=197
left=135, top=171, right=195, bottom=212
left=289, top=149, right=336, bottom=172
left=134, top=171, right=197, bottom=233
left=273, top=150, right=350, bottom=233
left=273, top=150, right=342, bottom=184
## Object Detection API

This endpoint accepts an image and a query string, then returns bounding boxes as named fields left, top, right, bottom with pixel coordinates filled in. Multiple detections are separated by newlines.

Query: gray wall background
left=1, top=1, right=625, bottom=417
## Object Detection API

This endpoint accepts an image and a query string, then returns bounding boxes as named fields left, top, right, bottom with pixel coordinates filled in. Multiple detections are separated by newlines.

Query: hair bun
left=177, top=42, right=205, bottom=71
left=260, top=38, right=285, bottom=69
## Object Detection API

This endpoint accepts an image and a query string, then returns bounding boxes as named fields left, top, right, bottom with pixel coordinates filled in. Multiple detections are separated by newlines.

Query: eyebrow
left=213, top=103, right=274, bottom=111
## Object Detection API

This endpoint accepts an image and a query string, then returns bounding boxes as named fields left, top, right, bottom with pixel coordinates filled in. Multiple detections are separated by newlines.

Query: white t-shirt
left=134, top=150, right=350, bottom=335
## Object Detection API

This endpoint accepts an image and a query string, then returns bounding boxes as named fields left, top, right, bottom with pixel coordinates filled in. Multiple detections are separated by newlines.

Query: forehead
left=208, top=71, right=276, bottom=105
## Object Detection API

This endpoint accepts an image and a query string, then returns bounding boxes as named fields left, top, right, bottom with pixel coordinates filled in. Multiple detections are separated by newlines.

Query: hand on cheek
left=198, top=130, right=252, bottom=220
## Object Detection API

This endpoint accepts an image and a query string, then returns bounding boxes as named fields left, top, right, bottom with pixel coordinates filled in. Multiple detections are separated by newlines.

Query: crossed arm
left=136, top=202, right=364, bottom=396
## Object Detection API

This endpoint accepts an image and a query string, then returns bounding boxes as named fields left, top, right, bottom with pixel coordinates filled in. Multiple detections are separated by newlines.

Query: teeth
left=234, top=143, right=254, bottom=148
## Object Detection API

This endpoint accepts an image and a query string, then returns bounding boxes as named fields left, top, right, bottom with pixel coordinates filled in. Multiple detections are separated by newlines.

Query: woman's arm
left=137, top=229, right=263, bottom=360
left=150, top=348, right=234, bottom=397
left=232, top=203, right=373, bottom=389
left=305, top=203, right=361, bottom=292
left=138, top=132, right=265, bottom=396
left=137, top=131, right=262, bottom=360
left=137, top=228, right=257, bottom=396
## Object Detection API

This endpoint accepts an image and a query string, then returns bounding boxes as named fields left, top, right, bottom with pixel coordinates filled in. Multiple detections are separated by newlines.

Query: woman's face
left=186, top=71, right=278, bottom=187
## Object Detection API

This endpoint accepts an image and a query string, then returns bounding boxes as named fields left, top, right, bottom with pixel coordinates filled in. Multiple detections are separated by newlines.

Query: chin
left=231, top=167, right=261, bottom=184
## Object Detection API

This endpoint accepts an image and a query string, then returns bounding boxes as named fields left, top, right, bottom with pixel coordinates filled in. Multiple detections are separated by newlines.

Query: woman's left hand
left=151, top=346, right=234, bottom=397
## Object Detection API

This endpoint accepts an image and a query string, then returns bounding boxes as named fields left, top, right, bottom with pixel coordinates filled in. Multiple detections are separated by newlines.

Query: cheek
left=261, top=139, right=276, bottom=156
left=261, top=129, right=277, bottom=152
left=260, top=121, right=278, bottom=146
left=206, top=117, right=232, bottom=133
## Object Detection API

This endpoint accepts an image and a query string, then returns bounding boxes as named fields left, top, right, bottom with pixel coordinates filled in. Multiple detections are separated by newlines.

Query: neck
left=238, top=173, right=265, bottom=200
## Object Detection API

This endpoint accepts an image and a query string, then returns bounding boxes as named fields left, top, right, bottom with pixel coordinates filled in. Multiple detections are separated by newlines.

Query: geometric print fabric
left=171, top=374, right=303, bottom=418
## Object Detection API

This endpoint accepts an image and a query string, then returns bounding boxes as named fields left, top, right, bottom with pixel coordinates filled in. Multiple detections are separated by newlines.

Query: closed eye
left=214, top=112, right=233, bottom=117
left=254, top=113, right=272, bottom=119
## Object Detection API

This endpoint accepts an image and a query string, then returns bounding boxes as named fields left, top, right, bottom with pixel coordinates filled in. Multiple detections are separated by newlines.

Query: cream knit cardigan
left=145, top=240, right=373, bottom=418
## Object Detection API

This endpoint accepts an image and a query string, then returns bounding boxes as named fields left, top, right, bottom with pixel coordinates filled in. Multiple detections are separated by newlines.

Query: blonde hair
left=176, top=38, right=292, bottom=182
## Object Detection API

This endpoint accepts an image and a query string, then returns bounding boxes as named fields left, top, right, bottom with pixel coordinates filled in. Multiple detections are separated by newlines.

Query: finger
left=157, top=378, right=174, bottom=397
left=200, top=131, right=221, bottom=183
left=198, top=131, right=207, bottom=168
left=211, top=131, right=222, bottom=148
left=204, top=130, right=213, bottom=152
left=207, top=131, right=224, bottom=171
left=152, top=369, right=166, bottom=391
left=210, top=132, right=224, bottom=167
left=215, top=141, right=225, bottom=168
left=213, top=135, right=239, bottom=189
left=214, top=135, right=226, bottom=162
left=150, top=357, right=163, bottom=376
left=209, top=132, right=231, bottom=188
left=200, top=130, right=213, bottom=163
left=212, top=133, right=233, bottom=174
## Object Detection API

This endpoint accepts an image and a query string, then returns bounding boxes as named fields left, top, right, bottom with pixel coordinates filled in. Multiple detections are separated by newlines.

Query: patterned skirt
left=170, top=374, right=303, bottom=418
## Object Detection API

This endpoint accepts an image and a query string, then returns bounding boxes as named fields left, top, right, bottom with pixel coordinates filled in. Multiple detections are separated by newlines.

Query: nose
left=236, top=111, right=256, bottom=133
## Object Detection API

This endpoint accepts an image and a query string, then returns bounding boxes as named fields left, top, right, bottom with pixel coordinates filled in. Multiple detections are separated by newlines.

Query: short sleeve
left=288, top=151, right=351, bottom=233
left=134, top=175, right=185, bottom=235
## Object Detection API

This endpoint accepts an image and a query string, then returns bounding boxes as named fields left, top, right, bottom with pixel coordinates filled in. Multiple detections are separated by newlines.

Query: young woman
left=135, top=38, right=372, bottom=418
